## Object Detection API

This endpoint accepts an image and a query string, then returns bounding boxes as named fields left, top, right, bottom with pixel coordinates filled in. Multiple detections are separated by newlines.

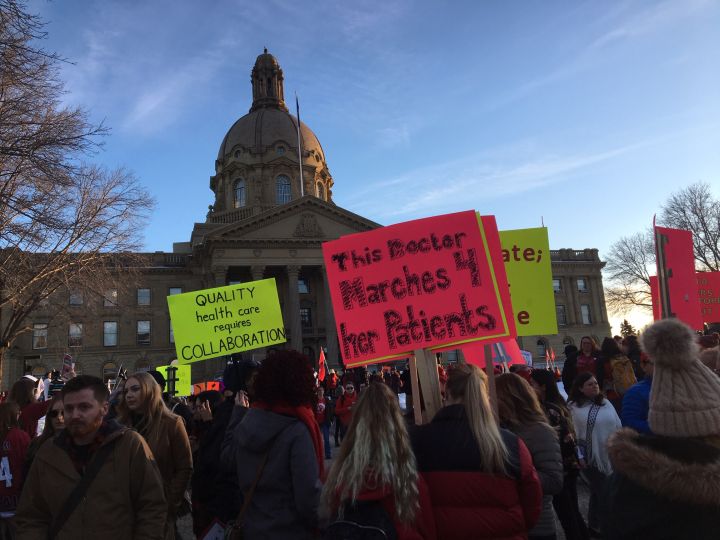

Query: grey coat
left=221, top=406, right=321, bottom=540
left=513, top=422, right=564, bottom=538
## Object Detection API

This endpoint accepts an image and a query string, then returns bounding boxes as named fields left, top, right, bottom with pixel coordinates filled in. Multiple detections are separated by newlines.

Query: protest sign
left=654, top=226, right=703, bottom=330
left=193, top=381, right=222, bottom=394
left=459, top=338, right=526, bottom=368
left=167, top=278, right=286, bottom=364
left=156, top=364, right=192, bottom=396
left=323, top=211, right=515, bottom=367
left=499, top=227, right=557, bottom=336
left=650, top=271, right=720, bottom=324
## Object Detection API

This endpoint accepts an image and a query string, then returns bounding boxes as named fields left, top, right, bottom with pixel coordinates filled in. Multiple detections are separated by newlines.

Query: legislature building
left=2, top=51, right=611, bottom=388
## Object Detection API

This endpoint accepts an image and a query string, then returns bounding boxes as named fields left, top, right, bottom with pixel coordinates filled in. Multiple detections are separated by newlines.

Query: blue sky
left=29, top=0, right=720, bottom=329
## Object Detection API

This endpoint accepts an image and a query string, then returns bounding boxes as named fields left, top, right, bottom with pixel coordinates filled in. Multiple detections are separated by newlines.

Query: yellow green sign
left=167, top=278, right=286, bottom=364
left=499, top=227, right=558, bottom=336
left=156, top=364, right=192, bottom=397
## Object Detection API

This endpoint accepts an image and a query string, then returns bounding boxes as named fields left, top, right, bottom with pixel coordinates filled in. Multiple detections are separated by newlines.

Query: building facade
left=2, top=51, right=611, bottom=388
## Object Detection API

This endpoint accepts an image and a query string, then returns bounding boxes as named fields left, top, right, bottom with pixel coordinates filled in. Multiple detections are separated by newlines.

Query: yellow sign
left=167, top=278, right=286, bottom=364
left=499, top=227, right=558, bottom=336
left=156, top=364, right=192, bottom=397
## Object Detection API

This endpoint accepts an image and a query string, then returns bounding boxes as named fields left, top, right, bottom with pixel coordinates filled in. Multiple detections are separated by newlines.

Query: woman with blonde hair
left=411, top=363, right=542, bottom=540
left=322, top=382, right=435, bottom=540
left=496, top=373, right=563, bottom=540
left=117, top=371, right=192, bottom=540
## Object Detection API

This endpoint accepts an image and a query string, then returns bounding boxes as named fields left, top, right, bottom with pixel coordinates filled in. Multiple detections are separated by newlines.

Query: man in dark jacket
left=16, top=375, right=166, bottom=540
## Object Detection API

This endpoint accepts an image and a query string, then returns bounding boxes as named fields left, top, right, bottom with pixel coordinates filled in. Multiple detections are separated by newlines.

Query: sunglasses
left=47, top=409, right=64, bottom=418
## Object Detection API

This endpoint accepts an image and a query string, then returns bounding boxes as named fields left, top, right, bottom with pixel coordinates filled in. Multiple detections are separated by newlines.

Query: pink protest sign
left=322, top=211, right=515, bottom=367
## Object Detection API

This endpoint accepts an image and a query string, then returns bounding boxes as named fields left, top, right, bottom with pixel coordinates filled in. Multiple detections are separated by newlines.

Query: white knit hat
left=642, top=318, right=720, bottom=437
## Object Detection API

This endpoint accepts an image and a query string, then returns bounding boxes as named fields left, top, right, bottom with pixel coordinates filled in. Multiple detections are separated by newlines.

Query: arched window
left=562, top=336, right=575, bottom=346
left=135, top=358, right=151, bottom=373
left=316, top=182, right=325, bottom=200
left=276, top=175, right=291, bottom=204
left=233, top=179, right=246, bottom=208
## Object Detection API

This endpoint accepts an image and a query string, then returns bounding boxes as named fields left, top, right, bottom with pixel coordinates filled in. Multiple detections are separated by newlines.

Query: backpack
left=611, top=355, right=637, bottom=396
left=323, top=500, right=397, bottom=540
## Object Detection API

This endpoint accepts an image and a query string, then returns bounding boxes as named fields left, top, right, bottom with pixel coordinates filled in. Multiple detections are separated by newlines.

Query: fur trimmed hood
left=608, top=428, right=720, bottom=507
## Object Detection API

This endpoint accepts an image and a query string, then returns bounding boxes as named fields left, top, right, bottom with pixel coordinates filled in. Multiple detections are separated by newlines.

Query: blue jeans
left=321, top=423, right=331, bottom=458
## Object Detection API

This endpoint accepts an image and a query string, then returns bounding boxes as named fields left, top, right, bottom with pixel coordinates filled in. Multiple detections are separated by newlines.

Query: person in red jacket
left=334, top=382, right=357, bottom=441
left=411, top=363, right=542, bottom=540
left=0, top=401, right=31, bottom=534
left=321, top=382, right=435, bottom=540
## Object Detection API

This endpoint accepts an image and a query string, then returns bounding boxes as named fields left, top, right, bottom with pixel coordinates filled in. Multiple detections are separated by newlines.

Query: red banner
left=651, top=271, right=720, bottom=324
left=322, top=211, right=515, bottom=367
left=654, top=226, right=703, bottom=330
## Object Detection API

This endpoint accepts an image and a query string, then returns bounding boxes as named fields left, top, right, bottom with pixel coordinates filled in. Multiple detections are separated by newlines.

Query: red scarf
left=253, top=401, right=325, bottom=477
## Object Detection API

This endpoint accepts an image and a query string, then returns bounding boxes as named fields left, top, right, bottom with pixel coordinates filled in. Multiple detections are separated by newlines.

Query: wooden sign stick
left=484, top=343, right=498, bottom=419
left=414, top=349, right=443, bottom=423
left=408, top=355, right=423, bottom=425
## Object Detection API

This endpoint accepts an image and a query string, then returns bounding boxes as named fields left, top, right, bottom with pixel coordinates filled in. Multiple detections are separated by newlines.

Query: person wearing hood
left=603, top=318, right=720, bottom=539
left=221, top=350, right=322, bottom=540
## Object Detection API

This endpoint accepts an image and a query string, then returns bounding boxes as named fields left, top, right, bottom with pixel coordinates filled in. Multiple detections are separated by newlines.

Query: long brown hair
left=116, top=371, right=177, bottom=448
left=0, top=402, right=20, bottom=439
left=445, top=363, right=508, bottom=474
left=321, top=382, right=419, bottom=525
left=495, top=373, right=552, bottom=429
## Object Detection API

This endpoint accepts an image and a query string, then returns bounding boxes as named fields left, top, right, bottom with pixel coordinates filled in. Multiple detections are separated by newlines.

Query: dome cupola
left=250, top=48, right=288, bottom=113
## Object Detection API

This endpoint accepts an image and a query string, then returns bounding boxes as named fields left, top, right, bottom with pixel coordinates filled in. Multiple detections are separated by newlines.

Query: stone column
left=590, top=276, right=607, bottom=323
left=322, top=266, right=339, bottom=368
left=564, top=275, right=579, bottom=325
left=250, top=266, right=267, bottom=359
left=250, top=266, right=265, bottom=282
left=212, top=265, right=228, bottom=287
left=287, top=265, right=302, bottom=351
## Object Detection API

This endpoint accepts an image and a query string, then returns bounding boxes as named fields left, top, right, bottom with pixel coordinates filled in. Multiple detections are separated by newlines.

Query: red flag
left=318, top=349, right=326, bottom=382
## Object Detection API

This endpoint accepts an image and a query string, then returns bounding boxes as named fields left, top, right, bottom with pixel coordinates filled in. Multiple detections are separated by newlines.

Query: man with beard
left=16, top=375, right=167, bottom=540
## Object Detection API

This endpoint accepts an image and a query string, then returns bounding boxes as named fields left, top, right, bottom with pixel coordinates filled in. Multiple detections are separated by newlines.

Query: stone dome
left=216, top=108, right=326, bottom=165
left=208, top=50, right=334, bottom=219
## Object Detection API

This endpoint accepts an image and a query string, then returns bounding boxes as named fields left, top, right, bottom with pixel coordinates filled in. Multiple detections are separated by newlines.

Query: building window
left=562, top=336, right=574, bottom=346
left=233, top=179, right=246, bottom=208
left=32, top=324, right=48, bottom=350
left=169, top=320, right=174, bottom=344
left=552, top=279, right=561, bottom=292
left=581, top=304, right=592, bottom=325
left=102, top=362, right=117, bottom=383
left=137, top=288, right=151, bottom=306
left=103, top=321, right=118, bottom=347
left=536, top=339, right=547, bottom=359
left=316, top=182, right=325, bottom=200
left=169, top=287, right=182, bottom=296
left=556, top=304, right=567, bottom=326
left=276, top=175, right=291, bottom=204
left=103, top=289, right=118, bottom=307
left=300, top=308, right=312, bottom=328
left=298, top=278, right=309, bottom=294
left=68, top=323, right=83, bottom=347
left=137, top=320, right=151, bottom=345
left=234, top=149, right=242, bottom=159
left=577, top=278, right=589, bottom=293
left=276, top=146, right=285, bottom=155
left=135, top=359, right=151, bottom=372
left=69, top=291, right=83, bottom=306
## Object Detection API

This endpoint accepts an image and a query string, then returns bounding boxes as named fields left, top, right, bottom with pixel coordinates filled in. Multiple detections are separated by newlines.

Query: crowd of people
left=0, top=319, right=717, bottom=539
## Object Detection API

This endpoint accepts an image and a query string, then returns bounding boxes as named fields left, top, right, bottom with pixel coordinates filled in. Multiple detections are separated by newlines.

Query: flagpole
left=295, top=93, right=304, bottom=197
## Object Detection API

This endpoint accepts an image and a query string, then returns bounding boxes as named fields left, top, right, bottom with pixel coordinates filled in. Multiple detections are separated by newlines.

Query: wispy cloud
left=349, top=136, right=663, bottom=221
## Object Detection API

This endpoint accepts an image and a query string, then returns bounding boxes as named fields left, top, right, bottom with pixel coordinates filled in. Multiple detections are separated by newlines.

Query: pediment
left=206, top=196, right=380, bottom=243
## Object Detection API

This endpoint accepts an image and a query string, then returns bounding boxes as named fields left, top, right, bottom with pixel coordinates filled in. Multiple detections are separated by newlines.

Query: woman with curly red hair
left=221, top=349, right=322, bottom=539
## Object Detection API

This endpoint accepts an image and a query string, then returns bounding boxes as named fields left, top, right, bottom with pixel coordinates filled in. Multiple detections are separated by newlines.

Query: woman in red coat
left=321, top=382, right=435, bottom=540
left=411, top=363, right=542, bottom=540
left=334, top=382, right=357, bottom=440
